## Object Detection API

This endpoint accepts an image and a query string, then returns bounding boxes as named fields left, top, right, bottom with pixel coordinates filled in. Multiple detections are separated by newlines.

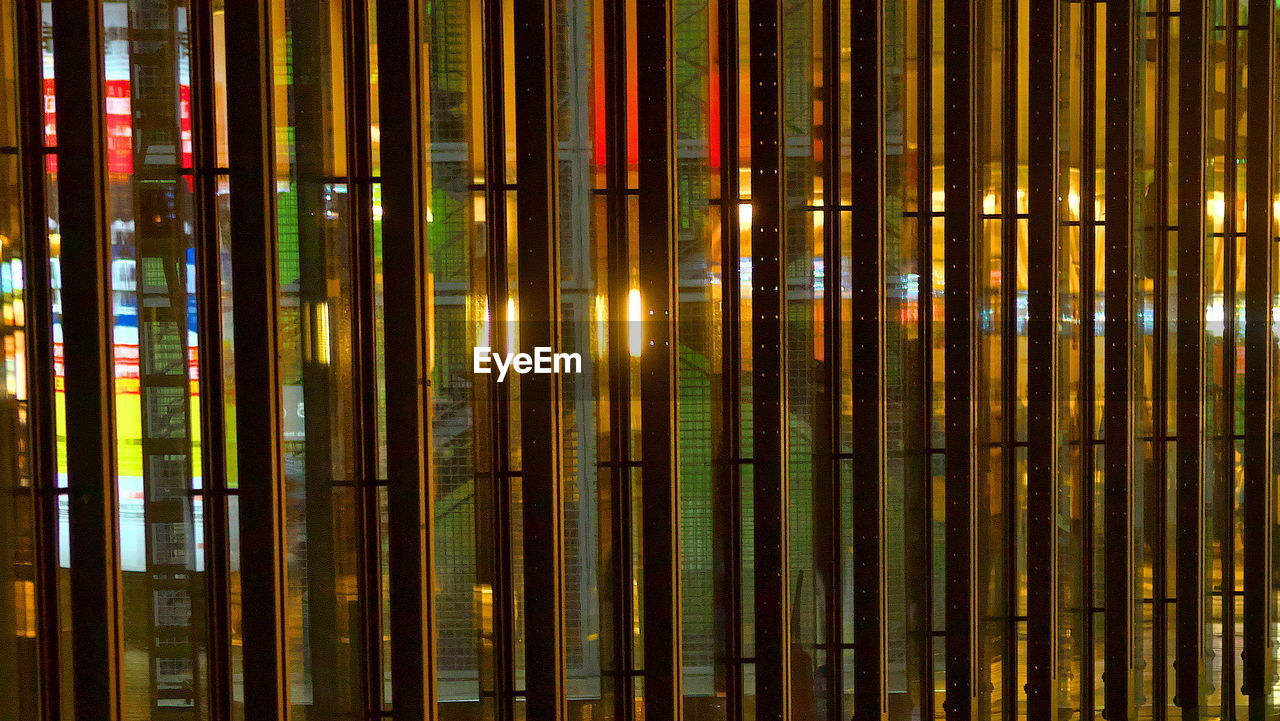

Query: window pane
left=91, top=1, right=212, bottom=718
left=0, top=0, right=42, bottom=716
left=270, top=0, right=364, bottom=715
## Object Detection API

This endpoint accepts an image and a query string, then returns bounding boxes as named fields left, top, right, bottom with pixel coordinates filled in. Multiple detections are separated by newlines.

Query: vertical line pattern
left=17, top=2, right=1280, bottom=720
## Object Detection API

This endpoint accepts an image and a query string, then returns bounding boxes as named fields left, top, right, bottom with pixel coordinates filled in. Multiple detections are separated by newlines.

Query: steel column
left=849, top=0, right=887, bottom=719
left=817, top=0, right=846, bottom=714
left=478, top=0, right=517, bottom=717
left=601, top=0, right=638, bottom=717
left=998, top=2, right=1020, bottom=718
left=1104, top=0, right=1137, bottom=718
left=189, top=0, right=232, bottom=718
left=224, top=0, right=289, bottom=717
left=943, top=0, right=979, bottom=717
left=1027, top=0, right=1059, bottom=717
left=1175, top=0, right=1209, bottom=717
left=512, top=0, right=569, bottom=718
left=636, top=0, right=683, bottom=718
left=1079, top=2, right=1098, bottom=716
left=49, top=0, right=124, bottom=718
left=376, top=0, right=437, bottom=717
left=342, top=0, right=383, bottom=712
left=711, top=0, right=745, bottom=716
left=1217, top=5, right=1243, bottom=716
left=15, top=0, right=62, bottom=716
left=750, top=0, right=790, bottom=716
left=913, top=0, right=937, bottom=716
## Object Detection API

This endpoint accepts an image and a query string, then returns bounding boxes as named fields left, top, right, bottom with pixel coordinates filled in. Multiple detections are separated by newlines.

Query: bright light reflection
left=506, top=296, right=517, bottom=354
left=627, top=288, right=642, bottom=358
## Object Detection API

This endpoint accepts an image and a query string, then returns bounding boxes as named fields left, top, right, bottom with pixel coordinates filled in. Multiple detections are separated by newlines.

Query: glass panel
left=780, top=0, right=827, bottom=714
left=420, top=0, right=489, bottom=716
left=96, top=1, right=210, bottom=717
left=554, top=0, right=603, bottom=712
left=974, top=0, right=1008, bottom=717
left=0, top=0, right=42, bottom=716
left=884, top=0, right=930, bottom=717
left=269, top=0, right=364, bottom=715
left=672, top=0, right=721, bottom=715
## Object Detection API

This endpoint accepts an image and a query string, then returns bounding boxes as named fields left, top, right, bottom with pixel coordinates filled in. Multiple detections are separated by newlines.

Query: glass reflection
left=0, top=0, right=41, bottom=717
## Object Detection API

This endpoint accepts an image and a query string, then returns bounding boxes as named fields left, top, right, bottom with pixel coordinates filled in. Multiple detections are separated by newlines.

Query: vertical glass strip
left=267, top=0, right=364, bottom=715
left=672, top=0, right=722, bottom=713
left=1058, top=0, right=1089, bottom=715
left=780, top=0, right=826, bottom=714
left=554, top=0, right=604, bottom=714
left=0, top=0, right=42, bottom=716
left=100, top=3, right=211, bottom=710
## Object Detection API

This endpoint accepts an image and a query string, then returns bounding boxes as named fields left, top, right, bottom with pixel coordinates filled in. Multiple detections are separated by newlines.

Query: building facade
left=0, top=0, right=1276, bottom=720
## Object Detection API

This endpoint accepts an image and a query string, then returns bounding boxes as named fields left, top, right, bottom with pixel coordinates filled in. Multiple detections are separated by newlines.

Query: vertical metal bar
left=1079, top=2, right=1098, bottom=716
left=1027, top=0, right=1059, bottom=717
left=223, top=0, right=289, bottom=717
left=16, top=0, right=61, bottom=716
left=817, top=0, right=845, bottom=714
left=1104, top=0, right=1137, bottom=717
left=913, top=0, right=937, bottom=714
left=1242, top=0, right=1274, bottom=716
left=342, top=0, right=382, bottom=712
left=750, top=0, right=790, bottom=716
left=815, top=0, right=841, bottom=714
left=999, top=1, right=1020, bottom=718
left=601, top=0, right=636, bottom=716
left=479, top=0, right=516, bottom=717
left=1150, top=4, right=1173, bottom=717
left=849, top=0, right=886, bottom=719
left=943, top=0, right=978, bottom=717
left=49, top=0, right=125, bottom=718
left=189, top=0, right=232, bottom=718
left=1219, top=5, right=1241, bottom=716
left=636, top=0, right=683, bottom=718
left=512, top=0, right=569, bottom=718
left=712, top=0, right=744, bottom=714
left=1175, top=1, right=1208, bottom=718
left=375, top=0, right=436, bottom=716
